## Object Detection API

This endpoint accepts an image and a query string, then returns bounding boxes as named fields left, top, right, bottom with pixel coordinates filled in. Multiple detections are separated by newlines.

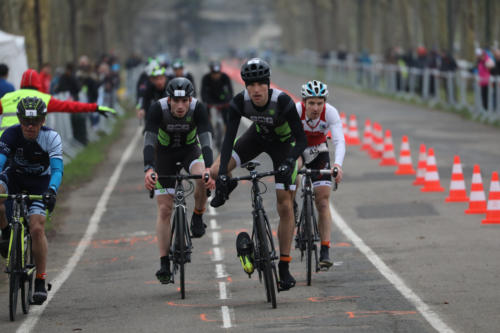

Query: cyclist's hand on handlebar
left=203, top=168, right=215, bottom=190
left=211, top=175, right=229, bottom=208
left=43, top=188, right=57, bottom=213
left=332, top=164, right=343, bottom=183
left=277, top=157, right=295, bottom=178
left=145, top=169, right=157, bottom=191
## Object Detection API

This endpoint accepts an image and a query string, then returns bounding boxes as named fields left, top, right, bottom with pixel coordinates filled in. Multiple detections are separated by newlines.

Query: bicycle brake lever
left=332, top=167, right=339, bottom=191
left=149, top=174, right=156, bottom=199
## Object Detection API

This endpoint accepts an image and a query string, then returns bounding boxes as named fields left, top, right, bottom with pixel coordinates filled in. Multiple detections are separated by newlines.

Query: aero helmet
left=166, top=77, right=195, bottom=98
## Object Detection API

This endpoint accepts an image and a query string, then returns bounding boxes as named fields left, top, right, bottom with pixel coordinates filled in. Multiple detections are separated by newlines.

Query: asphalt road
left=0, top=64, right=499, bottom=333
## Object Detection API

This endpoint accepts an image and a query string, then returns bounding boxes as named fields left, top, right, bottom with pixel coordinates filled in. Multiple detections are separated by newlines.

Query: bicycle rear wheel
left=9, top=224, right=20, bottom=321
left=304, top=194, right=314, bottom=286
left=175, top=207, right=186, bottom=299
left=21, top=233, right=33, bottom=314
left=256, top=210, right=277, bottom=308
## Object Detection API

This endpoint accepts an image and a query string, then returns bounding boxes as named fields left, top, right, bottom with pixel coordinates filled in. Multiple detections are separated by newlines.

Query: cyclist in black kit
left=210, top=58, right=307, bottom=291
left=200, top=60, right=233, bottom=125
left=169, top=59, right=196, bottom=97
left=137, top=64, right=168, bottom=121
left=143, top=78, right=215, bottom=283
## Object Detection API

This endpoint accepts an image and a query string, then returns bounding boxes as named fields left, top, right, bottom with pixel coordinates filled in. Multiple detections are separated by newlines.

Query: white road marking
left=210, top=218, right=219, bottom=230
left=218, top=281, right=229, bottom=299
left=17, top=127, right=143, bottom=333
left=330, top=203, right=455, bottom=333
left=215, top=264, right=227, bottom=278
left=221, top=306, right=232, bottom=328
left=212, top=247, right=223, bottom=261
left=212, top=231, right=221, bottom=245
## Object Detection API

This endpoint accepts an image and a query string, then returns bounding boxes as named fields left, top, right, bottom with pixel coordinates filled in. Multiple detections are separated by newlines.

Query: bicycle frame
left=170, top=176, right=193, bottom=269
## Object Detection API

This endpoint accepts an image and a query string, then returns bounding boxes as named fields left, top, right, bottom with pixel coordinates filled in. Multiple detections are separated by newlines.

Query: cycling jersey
left=200, top=72, right=233, bottom=105
left=143, top=97, right=213, bottom=171
left=140, top=79, right=167, bottom=116
left=296, top=101, right=345, bottom=166
left=219, top=88, right=306, bottom=176
left=0, top=125, right=63, bottom=192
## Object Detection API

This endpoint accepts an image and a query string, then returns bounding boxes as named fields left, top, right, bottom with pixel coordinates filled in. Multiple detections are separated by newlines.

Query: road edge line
left=17, top=126, right=142, bottom=332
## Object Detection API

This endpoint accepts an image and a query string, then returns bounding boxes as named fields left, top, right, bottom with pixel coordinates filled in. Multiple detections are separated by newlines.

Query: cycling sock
left=193, top=208, right=205, bottom=215
left=279, top=254, right=292, bottom=263
left=321, top=241, right=330, bottom=248
left=160, top=256, right=169, bottom=269
left=36, top=273, right=47, bottom=280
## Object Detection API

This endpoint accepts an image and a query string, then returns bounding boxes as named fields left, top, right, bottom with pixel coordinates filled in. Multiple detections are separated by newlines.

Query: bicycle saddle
left=241, top=160, right=261, bottom=171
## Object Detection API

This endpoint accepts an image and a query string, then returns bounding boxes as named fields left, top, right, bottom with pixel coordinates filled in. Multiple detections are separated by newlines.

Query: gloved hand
left=43, top=188, right=57, bottom=213
left=277, top=157, right=295, bottom=178
left=211, top=175, right=229, bottom=208
left=97, top=105, right=117, bottom=118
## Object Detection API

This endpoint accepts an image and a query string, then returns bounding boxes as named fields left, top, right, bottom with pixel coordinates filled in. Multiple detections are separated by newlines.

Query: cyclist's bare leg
left=209, top=155, right=237, bottom=179
left=156, top=194, right=174, bottom=257
left=314, top=186, right=332, bottom=244
left=190, top=161, right=207, bottom=211
left=276, top=189, right=295, bottom=255
left=30, top=214, right=48, bottom=275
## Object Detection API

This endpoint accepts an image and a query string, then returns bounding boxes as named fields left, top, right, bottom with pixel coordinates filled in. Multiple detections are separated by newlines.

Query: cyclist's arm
left=194, top=102, right=213, bottom=167
left=45, top=130, right=64, bottom=192
left=47, top=97, right=98, bottom=113
left=143, top=102, right=162, bottom=171
left=280, top=95, right=307, bottom=160
left=0, top=153, right=6, bottom=171
left=326, top=104, right=346, bottom=166
left=218, top=99, right=242, bottom=175
left=200, top=75, right=210, bottom=103
left=141, top=87, right=152, bottom=114
left=223, top=74, right=234, bottom=102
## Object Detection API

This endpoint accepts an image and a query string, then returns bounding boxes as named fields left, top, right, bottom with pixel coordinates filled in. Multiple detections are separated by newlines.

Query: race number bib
left=303, top=142, right=328, bottom=164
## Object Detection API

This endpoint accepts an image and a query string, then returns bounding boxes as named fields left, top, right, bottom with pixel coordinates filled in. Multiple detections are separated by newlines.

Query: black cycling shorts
left=304, top=151, right=332, bottom=187
left=155, top=144, right=203, bottom=194
left=0, top=168, right=50, bottom=216
left=232, top=125, right=297, bottom=190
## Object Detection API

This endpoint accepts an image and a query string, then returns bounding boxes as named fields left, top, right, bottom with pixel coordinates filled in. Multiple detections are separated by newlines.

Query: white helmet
left=301, top=80, right=328, bottom=99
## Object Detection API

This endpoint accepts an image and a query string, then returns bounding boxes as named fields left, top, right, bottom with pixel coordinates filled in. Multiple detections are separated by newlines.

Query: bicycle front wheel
left=175, top=207, right=186, bottom=299
left=21, top=233, right=33, bottom=314
left=304, top=194, right=314, bottom=286
left=256, top=209, right=277, bottom=309
left=9, top=224, right=20, bottom=321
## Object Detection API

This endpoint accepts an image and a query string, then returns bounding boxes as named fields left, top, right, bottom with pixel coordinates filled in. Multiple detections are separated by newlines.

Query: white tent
left=0, top=30, right=28, bottom=89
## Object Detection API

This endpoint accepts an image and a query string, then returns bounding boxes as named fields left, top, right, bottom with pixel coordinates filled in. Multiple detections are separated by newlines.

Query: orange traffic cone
left=445, top=155, right=469, bottom=202
left=465, top=164, right=487, bottom=214
left=412, top=144, right=426, bottom=185
left=347, top=114, right=361, bottom=145
left=421, top=148, right=444, bottom=192
left=395, top=136, right=415, bottom=175
left=380, top=130, right=398, bottom=166
left=482, top=172, right=500, bottom=224
left=361, top=119, right=372, bottom=151
left=370, top=122, right=383, bottom=159
left=340, top=112, right=348, bottom=141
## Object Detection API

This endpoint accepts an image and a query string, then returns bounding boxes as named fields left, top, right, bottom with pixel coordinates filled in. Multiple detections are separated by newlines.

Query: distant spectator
left=76, top=56, right=99, bottom=103
left=475, top=48, right=494, bottom=110
left=39, top=63, right=52, bottom=93
left=490, top=49, right=500, bottom=109
left=55, top=63, right=80, bottom=100
left=0, top=64, right=15, bottom=98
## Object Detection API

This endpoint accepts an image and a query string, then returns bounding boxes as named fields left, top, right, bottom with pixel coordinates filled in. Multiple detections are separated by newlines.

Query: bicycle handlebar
left=149, top=173, right=210, bottom=199
left=0, top=193, right=44, bottom=201
left=298, top=167, right=339, bottom=191
left=230, top=170, right=277, bottom=182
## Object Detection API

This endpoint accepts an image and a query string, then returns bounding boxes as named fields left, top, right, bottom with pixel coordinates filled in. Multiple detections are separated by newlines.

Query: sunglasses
left=19, top=117, right=44, bottom=126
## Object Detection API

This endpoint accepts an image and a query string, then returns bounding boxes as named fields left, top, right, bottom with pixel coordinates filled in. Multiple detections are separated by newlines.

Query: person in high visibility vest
left=0, top=69, right=116, bottom=135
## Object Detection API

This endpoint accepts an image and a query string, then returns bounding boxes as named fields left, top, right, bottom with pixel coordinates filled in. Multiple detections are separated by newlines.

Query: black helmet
left=166, top=77, right=194, bottom=98
left=209, top=60, right=221, bottom=72
left=17, top=96, right=47, bottom=119
left=240, top=58, right=270, bottom=84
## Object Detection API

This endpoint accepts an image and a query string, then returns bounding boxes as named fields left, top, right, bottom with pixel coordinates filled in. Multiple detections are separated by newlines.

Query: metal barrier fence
left=277, top=55, right=500, bottom=123
left=45, top=89, right=122, bottom=161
